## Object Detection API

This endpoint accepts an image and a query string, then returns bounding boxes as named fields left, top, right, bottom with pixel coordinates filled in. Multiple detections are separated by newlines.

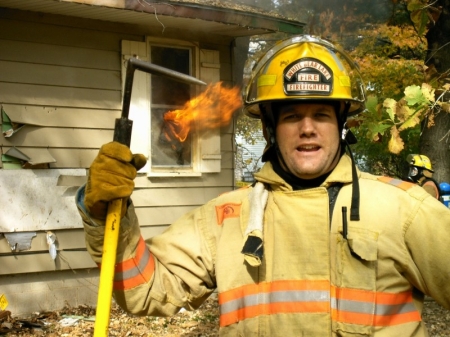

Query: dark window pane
left=151, top=46, right=191, bottom=105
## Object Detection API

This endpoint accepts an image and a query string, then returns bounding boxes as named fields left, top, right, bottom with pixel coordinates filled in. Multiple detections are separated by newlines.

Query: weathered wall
left=0, top=7, right=235, bottom=316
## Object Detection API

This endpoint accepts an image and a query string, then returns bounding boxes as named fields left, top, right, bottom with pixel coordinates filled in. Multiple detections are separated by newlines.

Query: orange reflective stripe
left=375, top=289, right=415, bottom=305
left=378, top=176, right=414, bottom=191
left=219, top=281, right=421, bottom=328
left=112, top=236, right=155, bottom=290
left=373, top=311, right=421, bottom=326
left=332, top=309, right=418, bottom=326
left=219, top=280, right=331, bottom=327
left=220, top=280, right=330, bottom=303
left=333, top=286, right=417, bottom=305
left=221, top=301, right=329, bottom=327
left=331, top=286, right=421, bottom=326
left=332, top=286, right=375, bottom=302
left=332, top=308, right=421, bottom=326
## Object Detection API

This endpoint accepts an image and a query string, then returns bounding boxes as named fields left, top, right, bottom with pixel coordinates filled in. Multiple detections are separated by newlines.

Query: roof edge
left=59, top=0, right=304, bottom=34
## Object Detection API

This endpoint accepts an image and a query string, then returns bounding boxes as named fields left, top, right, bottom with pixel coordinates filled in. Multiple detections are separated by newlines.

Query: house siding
left=0, top=7, right=235, bottom=316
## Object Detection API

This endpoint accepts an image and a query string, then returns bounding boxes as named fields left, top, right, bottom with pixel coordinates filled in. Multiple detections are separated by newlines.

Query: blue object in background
left=440, top=182, right=450, bottom=208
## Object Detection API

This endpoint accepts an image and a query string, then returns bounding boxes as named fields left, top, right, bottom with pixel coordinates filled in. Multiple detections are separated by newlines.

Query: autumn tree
left=286, top=0, right=449, bottom=182
left=419, top=0, right=450, bottom=182
left=234, top=0, right=450, bottom=182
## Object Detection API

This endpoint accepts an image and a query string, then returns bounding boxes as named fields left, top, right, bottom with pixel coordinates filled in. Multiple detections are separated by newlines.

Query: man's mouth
left=297, top=145, right=320, bottom=152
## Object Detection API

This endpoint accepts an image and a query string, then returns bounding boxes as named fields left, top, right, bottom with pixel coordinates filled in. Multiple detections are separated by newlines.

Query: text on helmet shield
left=283, top=58, right=333, bottom=96
left=285, top=60, right=332, bottom=80
left=297, top=73, right=319, bottom=82
left=286, top=83, right=330, bottom=92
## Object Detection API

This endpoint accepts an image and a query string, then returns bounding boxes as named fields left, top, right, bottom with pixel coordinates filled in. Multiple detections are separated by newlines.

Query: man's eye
left=284, top=113, right=299, bottom=120
left=316, top=112, right=331, bottom=118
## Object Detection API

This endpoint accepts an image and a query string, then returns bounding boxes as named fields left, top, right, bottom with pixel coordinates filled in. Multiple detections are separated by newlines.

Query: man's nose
left=299, top=117, right=315, bottom=136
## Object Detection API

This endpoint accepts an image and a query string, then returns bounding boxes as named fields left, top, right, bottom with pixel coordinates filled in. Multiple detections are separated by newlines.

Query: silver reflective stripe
left=388, top=178, right=403, bottom=186
left=331, top=298, right=417, bottom=316
left=376, top=302, right=418, bottom=315
left=114, top=247, right=151, bottom=282
left=331, top=298, right=374, bottom=314
left=220, top=290, right=330, bottom=315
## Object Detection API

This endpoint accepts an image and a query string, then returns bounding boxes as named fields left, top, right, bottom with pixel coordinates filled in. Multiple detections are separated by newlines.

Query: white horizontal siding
left=0, top=9, right=236, bottom=277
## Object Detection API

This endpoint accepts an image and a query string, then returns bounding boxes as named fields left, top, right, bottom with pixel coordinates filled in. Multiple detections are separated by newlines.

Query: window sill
left=147, top=171, right=202, bottom=177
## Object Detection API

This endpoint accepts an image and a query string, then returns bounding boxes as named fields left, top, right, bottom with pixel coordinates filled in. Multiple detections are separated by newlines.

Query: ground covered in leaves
left=1, top=296, right=449, bottom=336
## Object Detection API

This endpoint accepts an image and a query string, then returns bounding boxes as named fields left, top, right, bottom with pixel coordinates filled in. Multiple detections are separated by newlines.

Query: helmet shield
left=243, top=35, right=366, bottom=118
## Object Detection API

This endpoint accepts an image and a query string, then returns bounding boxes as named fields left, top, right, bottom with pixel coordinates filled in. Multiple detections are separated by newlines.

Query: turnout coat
left=77, top=155, right=450, bottom=336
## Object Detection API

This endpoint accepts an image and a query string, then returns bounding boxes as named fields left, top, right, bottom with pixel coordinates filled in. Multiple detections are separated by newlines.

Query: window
left=122, top=39, right=221, bottom=177
left=149, top=45, right=193, bottom=169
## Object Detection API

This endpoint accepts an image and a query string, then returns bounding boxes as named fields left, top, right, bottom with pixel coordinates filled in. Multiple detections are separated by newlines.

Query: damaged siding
left=0, top=10, right=130, bottom=273
left=0, top=9, right=235, bottom=277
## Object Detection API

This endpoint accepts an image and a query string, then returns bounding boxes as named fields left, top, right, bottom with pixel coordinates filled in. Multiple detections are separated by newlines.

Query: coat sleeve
left=75, top=185, right=217, bottom=317
left=402, top=192, right=450, bottom=309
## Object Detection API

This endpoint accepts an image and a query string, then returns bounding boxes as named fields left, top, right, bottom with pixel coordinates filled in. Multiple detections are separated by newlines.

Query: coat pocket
left=336, top=227, right=378, bottom=288
left=332, top=228, right=379, bottom=336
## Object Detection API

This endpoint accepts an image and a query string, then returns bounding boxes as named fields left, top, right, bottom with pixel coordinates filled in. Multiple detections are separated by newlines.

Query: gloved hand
left=84, top=142, right=147, bottom=220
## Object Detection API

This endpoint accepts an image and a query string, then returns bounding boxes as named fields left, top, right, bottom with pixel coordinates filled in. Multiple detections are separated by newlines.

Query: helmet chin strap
left=342, top=136, right=361, bottom=221
left=340, top=103, right=360, bottom=221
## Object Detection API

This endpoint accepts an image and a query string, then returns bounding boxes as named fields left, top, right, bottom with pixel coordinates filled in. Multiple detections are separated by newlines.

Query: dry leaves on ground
left=1, top=296, right=449, bottom=336
left=1, top=296, right=219, bottom=337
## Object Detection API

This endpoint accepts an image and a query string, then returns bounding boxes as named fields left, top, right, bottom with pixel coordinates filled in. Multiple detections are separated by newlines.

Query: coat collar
left=254, top=154, right=357, bottom=191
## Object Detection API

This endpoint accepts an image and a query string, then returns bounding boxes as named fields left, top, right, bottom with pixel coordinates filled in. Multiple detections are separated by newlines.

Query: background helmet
left=407, top=154, right=434, bottom=172
left=407, top=154, right=434, bottom=181
left=242, top=35, right=366, bottom=119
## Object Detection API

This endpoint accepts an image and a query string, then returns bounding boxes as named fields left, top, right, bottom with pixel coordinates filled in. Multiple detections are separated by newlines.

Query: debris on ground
left=1, top=296, right=449, bottom=336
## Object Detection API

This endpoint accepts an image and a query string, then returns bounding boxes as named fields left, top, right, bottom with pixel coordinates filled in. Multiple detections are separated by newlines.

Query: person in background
left=76, top=35, right=450, bottom=336
left=406, top=154, right=441, bottom=199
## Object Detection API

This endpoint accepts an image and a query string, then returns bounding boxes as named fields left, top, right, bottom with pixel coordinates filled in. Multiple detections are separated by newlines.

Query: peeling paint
left=4, top=232, right=37, bottom=252
left=0, top=169, right=86, bottom=232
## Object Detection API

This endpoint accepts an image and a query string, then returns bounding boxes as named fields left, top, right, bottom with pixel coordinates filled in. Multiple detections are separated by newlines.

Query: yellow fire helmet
left=407, top=154, right=434, bottom=172
left=242, top=35, right=366, bottom=118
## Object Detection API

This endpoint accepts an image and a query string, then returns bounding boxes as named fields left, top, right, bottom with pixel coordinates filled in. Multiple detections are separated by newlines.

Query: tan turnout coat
left=78, top=155, right=450, bottom=336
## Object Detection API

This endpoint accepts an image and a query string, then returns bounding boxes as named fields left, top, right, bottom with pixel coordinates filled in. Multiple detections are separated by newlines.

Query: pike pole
left=94, top=58, right=206, bottom=337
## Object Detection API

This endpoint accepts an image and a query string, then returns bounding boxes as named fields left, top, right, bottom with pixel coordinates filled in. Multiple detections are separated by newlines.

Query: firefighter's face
left=408, top=166, right=420, bottom=182
left=276, top=103, right=341, bottom=179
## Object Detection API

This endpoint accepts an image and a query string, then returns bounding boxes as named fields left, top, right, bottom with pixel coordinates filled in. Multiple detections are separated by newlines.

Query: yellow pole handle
left=94, top=198, right=123, bottom=337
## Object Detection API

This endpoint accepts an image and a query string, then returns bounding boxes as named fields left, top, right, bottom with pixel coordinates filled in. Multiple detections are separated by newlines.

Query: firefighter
left=76, top=35, right=450, bottom=336
left=406, top=154, right=441, bottom=199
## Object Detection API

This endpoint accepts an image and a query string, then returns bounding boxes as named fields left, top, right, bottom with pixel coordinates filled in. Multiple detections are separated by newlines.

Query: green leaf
left=367, top=123, right=391, bottom=141
left=407, top=0, right=429, bottom=36
left=404, top=85, right=425, bottom=106
left=409, top=9, right=428, bottom=36
left=406, top=0, right=424, bottom=11
left=366, top=95, right=379, bottom=114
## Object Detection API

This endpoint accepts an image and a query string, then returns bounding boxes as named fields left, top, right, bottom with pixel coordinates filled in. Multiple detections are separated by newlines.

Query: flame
left=163, top=82, right=242, bottom=143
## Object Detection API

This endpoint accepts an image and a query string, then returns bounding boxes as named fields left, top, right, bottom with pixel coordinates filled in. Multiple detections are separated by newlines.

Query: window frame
left=121, top=38, right=222, bottom=178
left=147, top=38, right=201, bottom=177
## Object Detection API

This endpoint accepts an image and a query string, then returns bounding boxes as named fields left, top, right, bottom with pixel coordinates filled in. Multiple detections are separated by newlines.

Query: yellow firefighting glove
left=84, top=141, right=147, bottom=220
